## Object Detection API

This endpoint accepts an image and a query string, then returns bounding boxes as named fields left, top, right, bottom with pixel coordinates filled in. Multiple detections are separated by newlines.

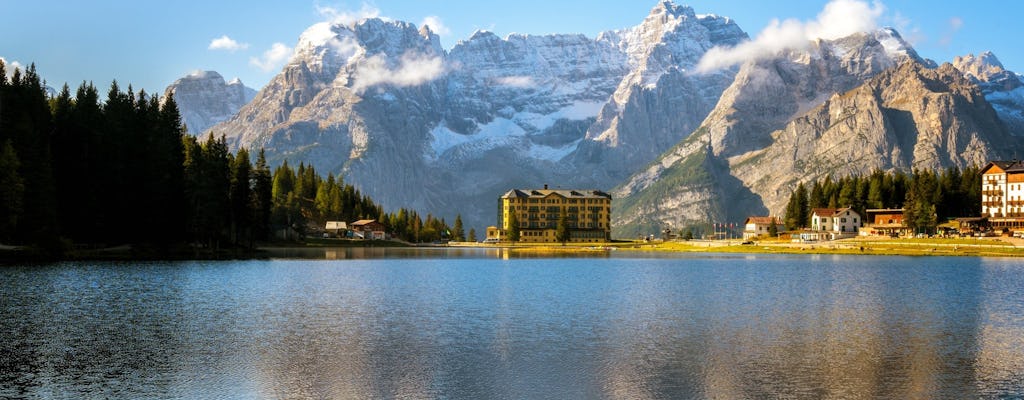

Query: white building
left=743, top=217, right=785, bottom=239
left=981, top=161, right=1024, bottom=230
left=810, top=207, right=861, bottom=240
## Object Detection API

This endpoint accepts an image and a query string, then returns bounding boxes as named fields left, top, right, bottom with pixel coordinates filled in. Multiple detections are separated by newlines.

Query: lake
left=2, top=249, right=1023, bottom=399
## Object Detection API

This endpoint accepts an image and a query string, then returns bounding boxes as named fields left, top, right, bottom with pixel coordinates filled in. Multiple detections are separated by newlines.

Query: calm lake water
left=2, top=249, right=1023, bottom=399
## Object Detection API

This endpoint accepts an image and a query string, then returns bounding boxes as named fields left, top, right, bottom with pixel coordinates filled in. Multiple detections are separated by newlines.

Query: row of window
left=510, top=198, right=610, bottom=205
left=518, top=222, right=605, bottom=229
left=507, top=205, right=610, bottom=212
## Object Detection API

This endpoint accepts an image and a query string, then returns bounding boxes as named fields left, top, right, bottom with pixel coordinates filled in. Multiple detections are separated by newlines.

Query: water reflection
left=266, top=246, right=618, bottom=260
left=1, top=256, right=1022, bottom=398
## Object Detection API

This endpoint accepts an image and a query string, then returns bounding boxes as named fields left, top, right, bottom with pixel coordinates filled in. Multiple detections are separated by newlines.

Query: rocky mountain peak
left=953, top=51, right=1024, bottom=136
left=954, top=51, right=1006, bottom=81
left=163, top=70, right=256, bottom=135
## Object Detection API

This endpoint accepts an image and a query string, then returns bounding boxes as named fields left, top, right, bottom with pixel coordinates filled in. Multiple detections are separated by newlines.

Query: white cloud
left=249, top=43, right=294, bottom=73
left=494, top=76, right=535, bottom=88
left=949, top=16, right=964, bottom=31
left=889, top=11, right=924, bottom=45
left=352, top=51, right=446, bottom=92
left=209, top=35, right=249, bottom=52
left=695, top=0, right=885, bottom=74
left=0, top=57, right=24, bottom=78
left=316, top=3, right=382, bottom=25
left=420, top=16, right=451, bottom=37
left=939, top=17, right=964, bottom=46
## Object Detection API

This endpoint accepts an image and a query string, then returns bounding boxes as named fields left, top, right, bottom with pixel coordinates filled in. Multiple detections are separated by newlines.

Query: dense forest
left=0, top=61, right=462, bottom=253
left=783, top=167, right=983, bottom=233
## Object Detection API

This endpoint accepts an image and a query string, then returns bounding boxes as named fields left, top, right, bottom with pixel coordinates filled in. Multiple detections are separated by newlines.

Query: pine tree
left=468, top=228, right=477, bottom=243
left=251, top=149, right=273, bottom=241
left=507, top=211, right=520, bottom=243
left=556, top=213, right=570, bottom=245
left=452, top=214, right=465, bottom=242
left=0, top=140, right=24, bottom=241
left=230, top=147, right=253, bottom=246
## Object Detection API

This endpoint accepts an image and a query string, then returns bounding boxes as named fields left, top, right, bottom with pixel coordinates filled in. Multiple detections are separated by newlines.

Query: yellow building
left=497, top=186, right=612, bottom=243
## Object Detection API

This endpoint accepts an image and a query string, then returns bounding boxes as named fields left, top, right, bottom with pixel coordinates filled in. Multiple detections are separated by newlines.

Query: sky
left=2, top=0, right=1021, bottom=96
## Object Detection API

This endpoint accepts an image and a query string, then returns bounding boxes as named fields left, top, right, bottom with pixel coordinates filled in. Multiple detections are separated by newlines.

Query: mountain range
left=172, top=1, right=1024, bottom=236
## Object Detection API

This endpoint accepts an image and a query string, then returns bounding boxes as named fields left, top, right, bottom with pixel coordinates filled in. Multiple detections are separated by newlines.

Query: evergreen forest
left=0, top=61, right=460, bottom=255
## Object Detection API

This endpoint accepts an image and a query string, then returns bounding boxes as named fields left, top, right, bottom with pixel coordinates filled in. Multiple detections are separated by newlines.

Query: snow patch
left=428, top=100, right=605, bottom=161
left=528, top=139, right=582, bottom=162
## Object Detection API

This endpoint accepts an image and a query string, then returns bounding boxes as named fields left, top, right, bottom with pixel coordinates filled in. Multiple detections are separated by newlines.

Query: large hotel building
left=981, top=160, right=1024, bottom=230
left=490, top=186, right=612, bottom=243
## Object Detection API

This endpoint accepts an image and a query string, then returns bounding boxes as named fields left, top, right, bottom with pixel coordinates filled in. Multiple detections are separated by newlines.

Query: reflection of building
left=498, top=186, right=611, bottom=243
left=981, top=161, right=1024, bottom=230
left=742, top=217, right=785, bottom=239
left=810, top=207, right=861, bottom=240
left=861, top=209, right=911, bottom=237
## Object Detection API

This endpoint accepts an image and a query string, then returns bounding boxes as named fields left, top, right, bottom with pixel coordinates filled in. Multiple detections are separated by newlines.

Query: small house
left=743, top=216, right=785, bottom=239
left=325, top=221, right=348, bottom=237
left=810, top=207, right=861, bottom=240
left=862, top=209, right=910, bottom=237
left=351, top=219, right=386, bottom=240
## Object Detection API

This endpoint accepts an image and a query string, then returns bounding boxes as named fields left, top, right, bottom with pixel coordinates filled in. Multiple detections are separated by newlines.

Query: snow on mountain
left=610, top=28, right=969, bottom=237
left=164, top=71, right=256, bottom=135
left=206, top=1, right=751, bottom=231
left=953, top=51, right=1024, bottom=135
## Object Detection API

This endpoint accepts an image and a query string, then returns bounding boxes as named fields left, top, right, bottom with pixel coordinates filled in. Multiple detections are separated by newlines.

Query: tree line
left=0, top=61, right=463, bottom=252
left=783, top=166, right=982, bottom=233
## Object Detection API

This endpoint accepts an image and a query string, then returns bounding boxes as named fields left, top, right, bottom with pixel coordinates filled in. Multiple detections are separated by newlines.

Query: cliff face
left=163, top=71, right=256, bottom=135
left=731, top=62, right=1016, bottom=219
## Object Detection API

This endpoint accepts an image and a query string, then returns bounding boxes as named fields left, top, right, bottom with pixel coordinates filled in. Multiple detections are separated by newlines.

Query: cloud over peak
left=316, top=3, right=383, bottom=26
left=209, top=35, right=249, bottom=52
left=352, top=51, right=446, bottom=92
left=249, top=43, right=294, bottom=73
left=695, top=0, right=885, bottom=74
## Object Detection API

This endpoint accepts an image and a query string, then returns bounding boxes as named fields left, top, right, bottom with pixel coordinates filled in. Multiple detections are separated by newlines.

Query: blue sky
left=2, top=1, right=1020, bottom=96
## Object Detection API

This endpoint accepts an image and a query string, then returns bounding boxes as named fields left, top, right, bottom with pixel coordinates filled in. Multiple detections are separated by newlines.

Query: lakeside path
left=450, top=236, right=1024, bottom=258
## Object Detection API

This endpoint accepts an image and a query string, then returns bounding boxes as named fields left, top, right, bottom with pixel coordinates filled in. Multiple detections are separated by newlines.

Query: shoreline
left=4, top=236, right=1023, bottom=263
left=448, top=236, right=1024, bottom=258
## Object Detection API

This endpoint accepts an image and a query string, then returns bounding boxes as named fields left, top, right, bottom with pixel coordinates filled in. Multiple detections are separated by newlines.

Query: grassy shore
left=452, top=236, right=1024, bottom=257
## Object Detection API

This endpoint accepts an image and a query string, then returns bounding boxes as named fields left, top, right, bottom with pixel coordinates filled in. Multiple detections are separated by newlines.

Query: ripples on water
left=1, top=250, right=1023, bottom=399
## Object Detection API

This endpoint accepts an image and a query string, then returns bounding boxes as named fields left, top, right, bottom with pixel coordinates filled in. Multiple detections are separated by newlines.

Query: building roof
left=866, top=208, right=905, bottom=213
left=351, top=219, right=380, bottom=227
left=813, top=207, right=858, bottom=217
left=501, top=188, right=611, bottom=199
left=325, top=221, right=348, bottom=230
left=983, top=160, right=1024, bottom=174
left=744, top=216, right=780, bottom=224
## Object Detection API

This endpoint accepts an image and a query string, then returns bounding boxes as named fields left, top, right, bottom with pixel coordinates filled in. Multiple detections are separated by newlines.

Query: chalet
left=351, top=219, right=386, bottom=240
left=742, top=216, right=785, bottom=239
left=810, top=207, right=861, bottom=240
left=861, top=209, right=911, bottom=237
left=981, top=160, right=1024, bottom=231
